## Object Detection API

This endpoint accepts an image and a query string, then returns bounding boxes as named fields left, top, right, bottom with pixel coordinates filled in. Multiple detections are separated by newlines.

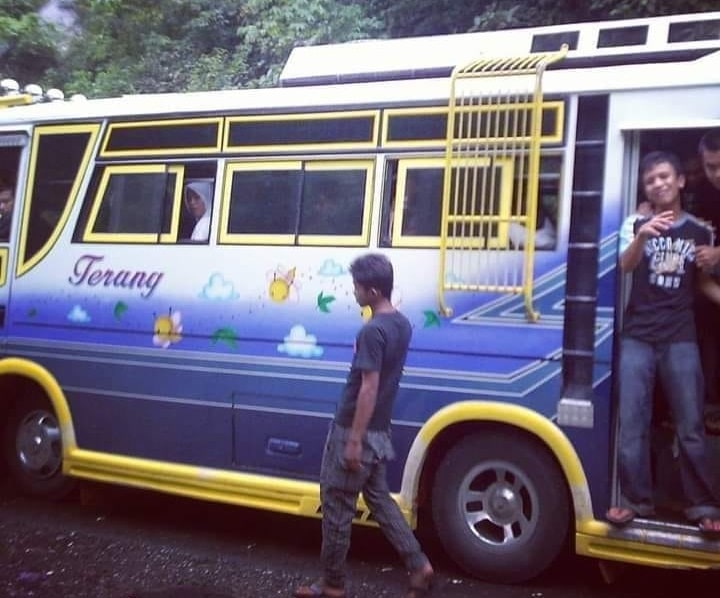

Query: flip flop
left=404, top=566, right=434, bottom=598
left=698, top=517, right=720, bottom=538
left=704, top=411, right=720, bottom=435
left=293, top=582, right=346, bottom=598
left=606, top=506, right=636, bottom=527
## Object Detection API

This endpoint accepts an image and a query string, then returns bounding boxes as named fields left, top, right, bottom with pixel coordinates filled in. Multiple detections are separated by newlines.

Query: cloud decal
left=67, top=305, right=91, bottom=323
left=277, top=325, right=324, bottom=358
left=318, top=259, right=345, bottom=277
left=200, top=273, right=239, bottom=300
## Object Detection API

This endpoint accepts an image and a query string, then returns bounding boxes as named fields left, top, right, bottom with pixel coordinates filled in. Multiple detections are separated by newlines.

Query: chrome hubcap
left=15, top=409, right=63, bottom=479
left=458, top=461, right=539, bottom=546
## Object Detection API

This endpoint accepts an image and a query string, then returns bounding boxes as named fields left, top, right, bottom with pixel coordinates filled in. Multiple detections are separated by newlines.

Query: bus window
left=226, top=163, right=300, bottom=243
left=18, top=125, right=100, bottom=275
left=82, top=165, right=180, bottom=243
left=76, top=160, right=221, bottom=245
left=220, top=160, right=373, bottom=246
left=507, top=154, right=563, bottom=250
left=299, top=168, right=365, bottom=236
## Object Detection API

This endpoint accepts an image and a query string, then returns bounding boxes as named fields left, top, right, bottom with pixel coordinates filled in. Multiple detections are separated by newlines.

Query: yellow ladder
left=438, top=46, right=567, bottom=321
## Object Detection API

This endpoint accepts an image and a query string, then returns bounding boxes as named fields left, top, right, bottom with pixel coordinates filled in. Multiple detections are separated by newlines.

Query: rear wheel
left=431, top=430, right=570, bottom=583
left=3, top=395, right=76, bottom=499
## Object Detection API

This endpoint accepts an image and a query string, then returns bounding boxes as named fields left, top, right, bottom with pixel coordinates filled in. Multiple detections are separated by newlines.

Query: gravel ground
left=2, top=478, right=720, bottom=598
left=0, top=480, right=470, bottom=598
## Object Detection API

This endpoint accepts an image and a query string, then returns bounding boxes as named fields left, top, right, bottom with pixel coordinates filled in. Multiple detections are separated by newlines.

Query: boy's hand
left=637, top=210, right=674, bottom=238
left=696, top=245, right=720, bottom=270
left=342, top=439, right=362, bottom=472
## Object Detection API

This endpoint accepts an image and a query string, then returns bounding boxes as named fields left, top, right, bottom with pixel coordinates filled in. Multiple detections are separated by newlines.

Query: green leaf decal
left=211, top=327, right=238, bottom=349
left=317, top=291, right=336, bottom=313
left=423, top=310, right=441, bottom=328
left=114, top=301, right=128, bottom=320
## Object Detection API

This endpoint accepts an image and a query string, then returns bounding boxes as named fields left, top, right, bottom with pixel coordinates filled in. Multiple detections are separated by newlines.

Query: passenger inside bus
left=0, top=180, right=15, bottom=242
left=507, top=187, right=559, bottom=250
left=182, top=180, right=213, bottom=242
left=690, top=129, right=720, bottom=435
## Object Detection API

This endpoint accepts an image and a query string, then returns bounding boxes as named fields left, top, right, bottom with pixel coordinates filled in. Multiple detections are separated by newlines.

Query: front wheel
left=431, top=430, right=570, bottom=583
left=3, top=395, right=76, bottom=499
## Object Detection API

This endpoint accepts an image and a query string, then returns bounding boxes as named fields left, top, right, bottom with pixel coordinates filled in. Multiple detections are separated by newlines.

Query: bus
left=1, top=10, right=720, bottom=584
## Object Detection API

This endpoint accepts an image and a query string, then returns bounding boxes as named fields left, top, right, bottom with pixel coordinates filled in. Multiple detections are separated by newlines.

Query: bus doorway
left=0, top=133, right=26, bottom=342
left=613, top=125, right=720, bottom=528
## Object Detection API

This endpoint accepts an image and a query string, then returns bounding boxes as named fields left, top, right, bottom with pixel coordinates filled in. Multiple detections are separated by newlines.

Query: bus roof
left=280, top=11, right=720, bottom=85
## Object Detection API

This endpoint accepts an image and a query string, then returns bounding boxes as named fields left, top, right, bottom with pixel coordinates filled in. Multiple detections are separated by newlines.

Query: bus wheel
left=431, top=431, right=569, bottom=583
left=3, top=396, right=75, bottom=499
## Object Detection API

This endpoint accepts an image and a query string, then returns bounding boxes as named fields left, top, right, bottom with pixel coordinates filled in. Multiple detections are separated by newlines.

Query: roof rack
left=0, top=79, right=86, bottom=109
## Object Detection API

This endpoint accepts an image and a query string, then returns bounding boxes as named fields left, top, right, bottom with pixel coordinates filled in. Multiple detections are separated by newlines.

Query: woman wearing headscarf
left=184, top=180, right=213, bottom=241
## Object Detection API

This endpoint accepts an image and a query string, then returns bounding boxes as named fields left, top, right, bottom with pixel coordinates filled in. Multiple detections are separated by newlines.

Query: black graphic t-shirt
left=623, top=213, right=713, bottom=343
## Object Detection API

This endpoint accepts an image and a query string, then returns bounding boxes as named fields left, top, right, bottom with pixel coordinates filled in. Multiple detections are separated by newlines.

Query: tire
left=431, top=430, right=570, bottom=583
left=3, top=395, right=76, bottom=499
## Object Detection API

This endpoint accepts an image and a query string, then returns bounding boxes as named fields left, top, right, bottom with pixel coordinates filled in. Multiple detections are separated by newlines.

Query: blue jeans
left=617, top=337, right=720, bottom=521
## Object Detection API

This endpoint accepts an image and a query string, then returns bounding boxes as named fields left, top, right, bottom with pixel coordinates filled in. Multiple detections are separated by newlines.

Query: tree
left=0, top=0, right=60, bottom=86
left=236, top=0, right=384, bottom=87
left=369, top=0, right=720, bottom=37
left=55, top=0, right=383, bottom=97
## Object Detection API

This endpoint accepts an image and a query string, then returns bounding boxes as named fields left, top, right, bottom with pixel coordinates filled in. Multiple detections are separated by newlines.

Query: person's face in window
left=0, top=189, right=14, bottom=218
left=185, top=188, right=206, bottom=221
left=701, top=148, right=720, bottom=192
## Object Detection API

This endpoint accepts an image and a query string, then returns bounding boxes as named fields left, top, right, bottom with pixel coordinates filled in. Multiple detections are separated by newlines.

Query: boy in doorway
left=607, top=151, right=720, bottom=534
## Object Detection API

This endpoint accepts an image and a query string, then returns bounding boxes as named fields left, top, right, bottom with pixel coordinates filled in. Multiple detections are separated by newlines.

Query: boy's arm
left=343, top=370, right=379, bottom=471
left=619, top=211, right=674, bottom=273
left=699, top=271, right=720, bottom=305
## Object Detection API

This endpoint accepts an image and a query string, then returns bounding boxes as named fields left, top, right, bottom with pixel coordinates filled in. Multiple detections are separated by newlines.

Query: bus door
left=611, top=94, right=720, bottom=523
left=0, top=131, right=29, bottom=345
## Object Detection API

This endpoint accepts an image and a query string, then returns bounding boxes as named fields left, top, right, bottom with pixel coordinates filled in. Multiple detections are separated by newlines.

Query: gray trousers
left=319, top=424, right=428, bottom=589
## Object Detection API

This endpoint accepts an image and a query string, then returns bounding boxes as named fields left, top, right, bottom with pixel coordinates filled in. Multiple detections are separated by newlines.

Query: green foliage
left=0, top=1, right=60, bottom=84
left=54, top=0, right=382, bottom=96
left=4, top=0, right=720, bottom=97
left=236, top=0, right=383, bottom=87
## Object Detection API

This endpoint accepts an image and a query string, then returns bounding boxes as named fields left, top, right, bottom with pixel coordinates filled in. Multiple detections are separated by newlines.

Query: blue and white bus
left=1, top=11, right=720, bottom=583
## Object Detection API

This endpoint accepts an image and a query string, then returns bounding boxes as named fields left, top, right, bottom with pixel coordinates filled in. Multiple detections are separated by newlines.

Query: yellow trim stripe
left=0, top=247, right=7, bottom=286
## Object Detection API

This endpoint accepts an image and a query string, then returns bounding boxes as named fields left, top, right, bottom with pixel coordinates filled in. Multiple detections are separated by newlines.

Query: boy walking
left=294, top=253, right=433, bottom=598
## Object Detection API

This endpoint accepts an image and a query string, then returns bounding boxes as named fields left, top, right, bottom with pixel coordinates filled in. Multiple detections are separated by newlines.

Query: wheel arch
left=401, top=401, right=593, bottom=527
left=0, top=357, right=77, bottom=453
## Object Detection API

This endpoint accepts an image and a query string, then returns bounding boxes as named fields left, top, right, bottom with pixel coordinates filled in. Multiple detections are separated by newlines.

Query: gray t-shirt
left=335, top=311, right=412, bottom=431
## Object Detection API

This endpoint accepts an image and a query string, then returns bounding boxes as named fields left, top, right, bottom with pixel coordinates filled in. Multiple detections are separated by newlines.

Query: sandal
left=405, top=565, right=434, bottom=597
left=293, top=581, right=346, bottom=598
left=698, top=517, right=720, bottom=538
left=704, top=410, right=720, bottom=435
left=606, top=506, right=636, bottom=527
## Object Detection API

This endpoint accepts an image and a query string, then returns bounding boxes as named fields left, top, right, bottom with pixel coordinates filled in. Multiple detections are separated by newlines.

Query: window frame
left=82, top=164, right=185, bottom=244
left=100, top=117, right=223, bottom=158
left=391, top=157, right=514, bottom=249
left=224, top=111, right=380, bottom=153
left=219, top=159, right=374, bottom=246
left=17, top=123, right=101, bottom=276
